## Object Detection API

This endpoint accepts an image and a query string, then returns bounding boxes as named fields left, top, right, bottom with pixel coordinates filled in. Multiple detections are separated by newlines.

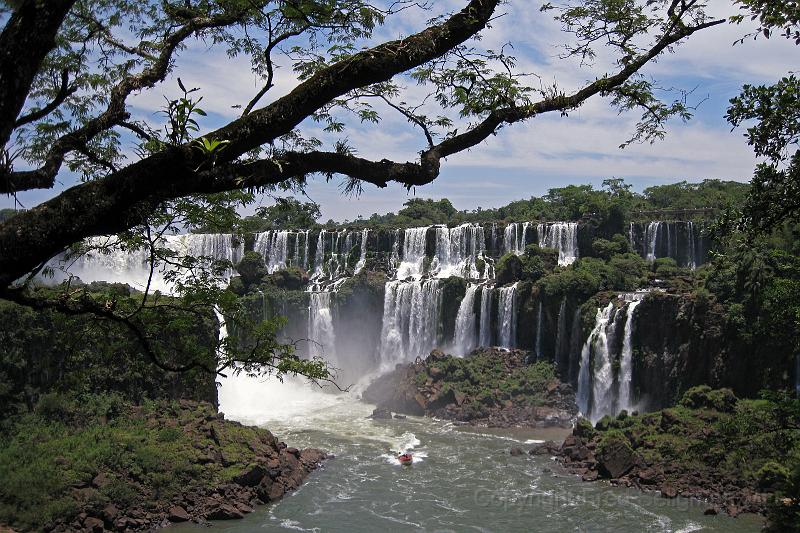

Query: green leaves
left=727, top=75, right=800, bottom=162
left=728, top=3, right=800, bottom=234
left=412, top=44, right=533, bottom=119
left=732, top=0, right=800, bottom=44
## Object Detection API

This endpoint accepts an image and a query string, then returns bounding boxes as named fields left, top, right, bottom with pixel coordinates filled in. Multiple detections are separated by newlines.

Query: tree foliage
left=729, top=1, right=800, bottom=234
left=0, top=0, right=726, bottom=378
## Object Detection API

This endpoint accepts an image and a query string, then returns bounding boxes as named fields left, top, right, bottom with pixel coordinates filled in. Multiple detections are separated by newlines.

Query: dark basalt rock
left=596, top=437, right=637, bottom=479
left=368, top=407, right=393, bottom=419
left=363, top=347, right=577, bottom=429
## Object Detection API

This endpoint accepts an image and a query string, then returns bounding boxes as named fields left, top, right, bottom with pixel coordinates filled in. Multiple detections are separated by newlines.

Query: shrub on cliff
left=496, top=253, right=523, bottom=285
left=267, top=266, right=309, bottom=291
left=591, top=235, right=631, bottom=260
left=236, top=251, right=268, bottom=287
left=679, top=385, right=737, bottom=413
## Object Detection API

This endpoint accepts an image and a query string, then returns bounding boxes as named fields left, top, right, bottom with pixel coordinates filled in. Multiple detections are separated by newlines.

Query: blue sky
left=2, top=1, right=795, bottom=222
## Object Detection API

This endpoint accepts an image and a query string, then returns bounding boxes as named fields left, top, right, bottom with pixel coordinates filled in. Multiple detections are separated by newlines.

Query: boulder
left=206, top=504, right=245, bottom=520
left=234, top=464, right=268, bottom=487
left=582, top=470, right=599, bottom=482
left=299, top=448, right=326, bottom=467
left=168, top=506, right=191, bottom=523
left=102, top=504, right=119, bottom=523
left=83, top=516, right=105, bottom=532
left=368, top=407, right=393, bottom=420
left=660, top=483, right=679, bottom=499
left=528, top=441, right=559, bottom=456
left=510, top=447, right=524, bottom=456
left=596, top=437, right=637, bottom=479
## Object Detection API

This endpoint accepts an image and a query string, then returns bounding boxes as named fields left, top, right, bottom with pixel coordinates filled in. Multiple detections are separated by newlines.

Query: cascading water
left=645, top=222, right=660, bottom=262
left=497, top=283, right=518, bottom=348
left=254, top=230, right=292, bottom=273
left=638, top=221, right=702, bottom=268
left=60, top=233, right=242, bottom=291
left=314, top=230, right=327, bottom=277
left=308, top=291, right=337, bottom=363
left=431, top=224, right=488, bottom=279
left=355, top=229, right=369, bottom=273
left=534, top=300, right=544, bottom=361
left=617, top=300, right=641, bottom=413
left=478, top=285, right=494, bottom=348
left=577, top=304, right=616, bottom=419
left=553, top=297, right=568, bottom=372
left=453, top=285, right=479, bottom=355
left=687, top=221, right=697, bottom=269
left=503, top=222, right=530, bottom=255
left=377, top=279, right=442, bottom=368
left=578, top=296, right=644, bottom=422
left=537, top=222, right=579, bottom=266
left=395, top=227, right=429, bottom=279
left=302, top=230, right=310, bottom=271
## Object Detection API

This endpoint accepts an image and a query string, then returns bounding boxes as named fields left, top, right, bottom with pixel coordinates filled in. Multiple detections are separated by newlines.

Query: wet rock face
left=363, top=347, right=577, bottom=429
left=633, top=293, right=794, bottom=411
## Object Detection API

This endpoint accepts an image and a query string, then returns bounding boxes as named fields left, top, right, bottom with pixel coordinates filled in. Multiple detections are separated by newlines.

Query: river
left=172, top=375, right=763, bottom=533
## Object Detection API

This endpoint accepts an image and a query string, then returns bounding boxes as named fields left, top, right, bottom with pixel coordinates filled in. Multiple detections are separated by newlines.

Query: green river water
left=172, top=377, right=763, bottom=533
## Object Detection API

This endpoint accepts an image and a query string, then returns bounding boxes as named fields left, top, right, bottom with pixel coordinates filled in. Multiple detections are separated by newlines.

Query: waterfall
left=478, top=286, right=494, bottom=348
left=314, top=230, right=327, bottom=277
left=62, top=233, right=242, bottom=291
left=577, top=303, right=616, bottom=418
left=254, top=230, right=292, bottom=273
left=568, top=307, right=583, bottom=384
left=628, top=223, right=636, bottom=255
left=378, top=279, right=442, bottom=367
left=389, top=229, right=401, bottom=272
left=618, top=300, right=641, bottom=413
left=431, top=224, right=488, bottom=279
left=355, top=229, right=369, bottom=273
left=554, top=297, right=567, bottom=371
left=308, top=292, right=337, bottom=362
left=645, top=222, right=660, bottom=262
left=503, top=222, right=530, bottom=255
left=537, top=222, right=579, bottom=266
left=637, top=221, right=704, bottom=269
left=534, top=300, right=544, bottom=361
left=396, top=227, right=429, bottom=279
left=453, top=285, right=479, bottom=355
left=302, top=230, right=310, bottom=271
left=578, top=296, right=645, bottom=422
left=497, top=283, right=518, bottom=348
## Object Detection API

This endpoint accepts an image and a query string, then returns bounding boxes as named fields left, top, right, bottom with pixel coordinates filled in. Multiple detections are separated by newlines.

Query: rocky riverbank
left=546, top=386, right=800, bottom=526
left=362, top=348, right=577, bottom=428
left=0, top=399, right=326, bottom=532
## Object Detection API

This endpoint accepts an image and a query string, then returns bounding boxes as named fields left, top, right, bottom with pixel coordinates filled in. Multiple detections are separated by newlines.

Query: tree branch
left=0, top=0, right=77, bottom=148
left=14, top=69, right=78, bottom=128
left=0, top=2, right=724, bottom=290
left=0, top=4, right=258, bottom=194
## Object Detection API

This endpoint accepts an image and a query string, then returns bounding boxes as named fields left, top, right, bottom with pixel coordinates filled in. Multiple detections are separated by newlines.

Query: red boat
left=397, top=453, right=413, bottom=465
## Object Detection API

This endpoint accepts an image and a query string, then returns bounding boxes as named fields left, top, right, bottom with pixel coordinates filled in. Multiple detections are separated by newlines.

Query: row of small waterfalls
left=54, top=220, right=708, bottom=422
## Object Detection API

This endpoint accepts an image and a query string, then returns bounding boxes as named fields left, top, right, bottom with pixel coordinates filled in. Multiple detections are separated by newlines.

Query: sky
left=2, top=1, right=796, bottom=222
